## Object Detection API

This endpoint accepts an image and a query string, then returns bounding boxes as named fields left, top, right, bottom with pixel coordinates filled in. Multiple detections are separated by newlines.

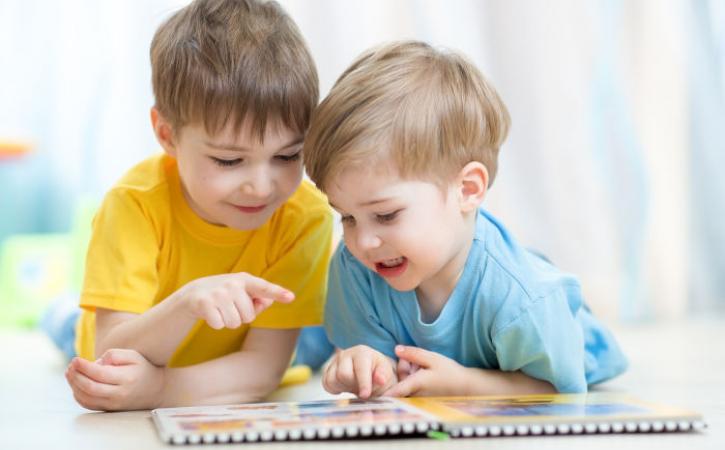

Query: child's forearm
left=460, top=368, right=556, bottom=396
left=94, top=289, right=198, bottom=365
left=160, top=344, right=288, bottom=407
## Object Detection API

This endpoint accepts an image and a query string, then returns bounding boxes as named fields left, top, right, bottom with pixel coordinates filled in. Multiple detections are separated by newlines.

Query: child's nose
left=241, top=167, right=273, bottom=198
left=355, top=228, right=382, bottom=250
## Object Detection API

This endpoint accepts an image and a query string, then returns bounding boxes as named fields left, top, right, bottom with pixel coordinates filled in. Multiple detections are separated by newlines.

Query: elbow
left=263, top=367, right=289, bottom=397
left=94, top=339, right=111, bottom=360
left=245, top=367, right=287, bottom=402
left=244, top=384, right=278, bottom=404
left=556, top=379, right=587, bottom=394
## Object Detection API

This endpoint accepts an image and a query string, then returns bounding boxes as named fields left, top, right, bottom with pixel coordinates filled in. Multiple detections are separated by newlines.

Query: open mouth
left=374, top=257, right=408, bottom=278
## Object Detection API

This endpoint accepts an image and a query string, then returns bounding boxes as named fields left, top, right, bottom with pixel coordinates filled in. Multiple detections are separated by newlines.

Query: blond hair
left=151, top=0, right=318, bottom=140
left=304, top=41, right=509, bottom=190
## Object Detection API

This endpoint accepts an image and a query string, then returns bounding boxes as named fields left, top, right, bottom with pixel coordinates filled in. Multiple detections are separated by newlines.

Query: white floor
left=1, top=317, right=723, bottom=449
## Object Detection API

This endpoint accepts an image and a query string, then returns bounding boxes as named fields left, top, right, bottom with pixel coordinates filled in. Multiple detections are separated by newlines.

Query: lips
left=374, top=257, right=408, bottom=278
left=234, top=204, right=267, bottom=214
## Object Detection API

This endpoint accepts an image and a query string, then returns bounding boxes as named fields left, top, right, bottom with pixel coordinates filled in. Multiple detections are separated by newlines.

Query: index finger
left=241, top=274, right=295, bottom=303
left=353, top=355, right=373, bottom=399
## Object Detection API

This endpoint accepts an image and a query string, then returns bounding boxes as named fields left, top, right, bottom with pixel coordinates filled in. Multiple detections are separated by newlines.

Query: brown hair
left=150, top=0, right=318, bottom=140
left=304, top=40, right=509, bottom=190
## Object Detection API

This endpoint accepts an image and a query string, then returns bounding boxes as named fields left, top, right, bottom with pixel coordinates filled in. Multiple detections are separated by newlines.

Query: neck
left=415, top=212, right=477, bottom=322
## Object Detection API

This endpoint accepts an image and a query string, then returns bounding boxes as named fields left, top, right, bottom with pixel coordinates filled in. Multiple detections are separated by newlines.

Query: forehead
left=326, top=165, right=442, bottom=208
left=183, top=117, right=301, bottom=146
left=328, top=163, right=397, bottom=193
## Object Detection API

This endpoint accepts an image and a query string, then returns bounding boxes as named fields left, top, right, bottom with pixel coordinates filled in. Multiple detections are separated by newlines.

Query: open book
left=151, top=393, right=705, bottom=444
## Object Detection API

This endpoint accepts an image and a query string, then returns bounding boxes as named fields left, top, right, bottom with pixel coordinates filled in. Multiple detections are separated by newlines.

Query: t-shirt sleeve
left=324, top=245, right=398, bottom=357
left=492, top=288, right=587, bottom=393
left=80, top=189, right=160, bottom=314
left=252, top=205, right=333, bottom=329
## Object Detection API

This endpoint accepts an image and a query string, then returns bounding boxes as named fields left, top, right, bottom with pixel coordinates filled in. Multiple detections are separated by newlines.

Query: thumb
left=383, top=372, right=422, bottom=398
left=396, top=358, right=412, bottom=381
left=100, top=348, right=143, bottom=366
left=251, top=296, right=275, bottom=314
left=372, top=365, right=390, bottom=387
left=394, top=345, right=437, bottom=369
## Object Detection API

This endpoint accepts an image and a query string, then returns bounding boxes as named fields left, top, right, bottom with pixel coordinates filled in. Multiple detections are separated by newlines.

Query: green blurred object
left=0, top=234, right=74, bottom=328
left=69, top=197, right=96, bottom=290
left=426, top=430, right=450, bottom=441
left=0, top=197, right=97, bottom=328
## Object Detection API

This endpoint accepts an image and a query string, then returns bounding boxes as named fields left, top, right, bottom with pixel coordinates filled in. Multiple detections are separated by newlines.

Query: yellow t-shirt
left=76, top=154, right=332, bottom=368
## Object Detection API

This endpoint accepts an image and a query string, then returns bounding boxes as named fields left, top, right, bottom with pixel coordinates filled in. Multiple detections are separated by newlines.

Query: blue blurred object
left=39, top=292, right=80, bottom=360
left=293, top=326, right=335, bottom=371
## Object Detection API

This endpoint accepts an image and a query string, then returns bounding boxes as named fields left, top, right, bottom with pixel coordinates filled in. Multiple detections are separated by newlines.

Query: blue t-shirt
left=325, top=208, right=628, bottom=393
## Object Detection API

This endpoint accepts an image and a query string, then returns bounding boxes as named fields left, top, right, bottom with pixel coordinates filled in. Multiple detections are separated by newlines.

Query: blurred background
left=0, top=0, right=723, bottom=330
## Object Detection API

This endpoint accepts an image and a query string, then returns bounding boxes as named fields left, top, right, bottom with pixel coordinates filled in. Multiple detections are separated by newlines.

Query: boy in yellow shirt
left=63, top=0, right=332, bottom=411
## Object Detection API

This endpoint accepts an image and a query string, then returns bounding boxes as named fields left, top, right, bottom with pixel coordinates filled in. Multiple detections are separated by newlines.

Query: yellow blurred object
left=0, top=140, right=32, bottom=159
left=279, top=364, right=312, bottom=387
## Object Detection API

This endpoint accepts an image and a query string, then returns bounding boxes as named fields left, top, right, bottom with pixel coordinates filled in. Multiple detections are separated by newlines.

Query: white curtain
left=1, top=0, right=722, bottom=321
left=281, top=0, right=725, bottom=321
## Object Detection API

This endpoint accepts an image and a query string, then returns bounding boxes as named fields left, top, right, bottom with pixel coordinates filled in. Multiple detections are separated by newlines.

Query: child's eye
left=210, top=156, right=242, bottom=167
left=340, top=215, right=356, bottom=226
left=376, top=210, right=401, bottom=224
left=275, top=151, right=301, bottom=163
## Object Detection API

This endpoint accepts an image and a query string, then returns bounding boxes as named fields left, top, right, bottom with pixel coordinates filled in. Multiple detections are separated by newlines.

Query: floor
left=1, top=316, right=723, bottom=449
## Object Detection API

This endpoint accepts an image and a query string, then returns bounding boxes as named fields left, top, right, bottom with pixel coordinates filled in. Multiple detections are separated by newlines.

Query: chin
left=228, top=218, right=266, bottom=231
left=384, top=277, right=420, bottom=293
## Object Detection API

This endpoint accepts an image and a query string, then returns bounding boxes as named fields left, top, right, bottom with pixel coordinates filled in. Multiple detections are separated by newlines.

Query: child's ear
left=150, top=106, right=177, bottom=157
left=457, top=161, right=489, bottom=213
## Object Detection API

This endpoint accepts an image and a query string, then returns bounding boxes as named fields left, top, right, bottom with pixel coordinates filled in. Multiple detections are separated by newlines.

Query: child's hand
left=396, top=357, right=420, bottom=382
left=65, top=349, right=166, bottom=411
left=383, top=345, right=467, bottom=397
left=322, top=345, right=397, bottom=399
left=181, top=272, right=295, bottom=329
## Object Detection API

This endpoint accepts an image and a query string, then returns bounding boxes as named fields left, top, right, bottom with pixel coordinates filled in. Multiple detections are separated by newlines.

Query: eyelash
left=340, top=215, right=356, bottom=226
left=211, top=157, right=242, bottom=167
left=210, top=151, right=301, bottom=167
left=339, top=210, right=401, bottom=226
left=376, top=210, right=401, bottom=223
left=275, top=152, right=301, bottom=162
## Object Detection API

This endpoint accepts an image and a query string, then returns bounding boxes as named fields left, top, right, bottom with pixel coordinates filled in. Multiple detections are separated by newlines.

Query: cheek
left=342, top=229, right=356, bottom=251
left=277, top=164, right=304, bottom=194
left=342, top=231, right=369, bottom=263
left=397, top=214, right=449, bottom=254
left=291, top=163, right=304, bottom=181
left=196, top=170, right=235, bottom=199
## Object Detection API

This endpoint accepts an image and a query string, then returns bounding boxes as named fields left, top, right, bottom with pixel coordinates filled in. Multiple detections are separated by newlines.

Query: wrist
left=156, top=365, right=172, bottom=408
left=172, top=284, right=200, bottom=322
left=459, top=366, right=485, bottom=396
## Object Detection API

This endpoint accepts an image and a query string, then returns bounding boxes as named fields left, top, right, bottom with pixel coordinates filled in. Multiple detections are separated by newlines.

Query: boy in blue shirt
left=303, top=41, right=627, bottom=399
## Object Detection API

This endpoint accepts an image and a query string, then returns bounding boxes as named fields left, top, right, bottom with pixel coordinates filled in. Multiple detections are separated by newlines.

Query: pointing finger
left=242, top=274, right=295, bottom=304
left=353, top=356, right=373, bottom=399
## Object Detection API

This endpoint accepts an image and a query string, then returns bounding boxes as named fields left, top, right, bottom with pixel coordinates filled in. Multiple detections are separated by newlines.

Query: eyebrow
left=205, top=136, right=304, bottom=153
left=329, top=198, right=393, bottom=210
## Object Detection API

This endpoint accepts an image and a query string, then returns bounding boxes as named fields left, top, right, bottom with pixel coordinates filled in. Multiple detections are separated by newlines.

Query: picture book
left=151, top=392, right=705, bottom=444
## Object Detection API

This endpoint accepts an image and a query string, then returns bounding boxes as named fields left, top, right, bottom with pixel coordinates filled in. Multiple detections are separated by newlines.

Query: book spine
left=166, top=421, right=440, bottom=444
left=446, top=420, right=707, bottom=438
